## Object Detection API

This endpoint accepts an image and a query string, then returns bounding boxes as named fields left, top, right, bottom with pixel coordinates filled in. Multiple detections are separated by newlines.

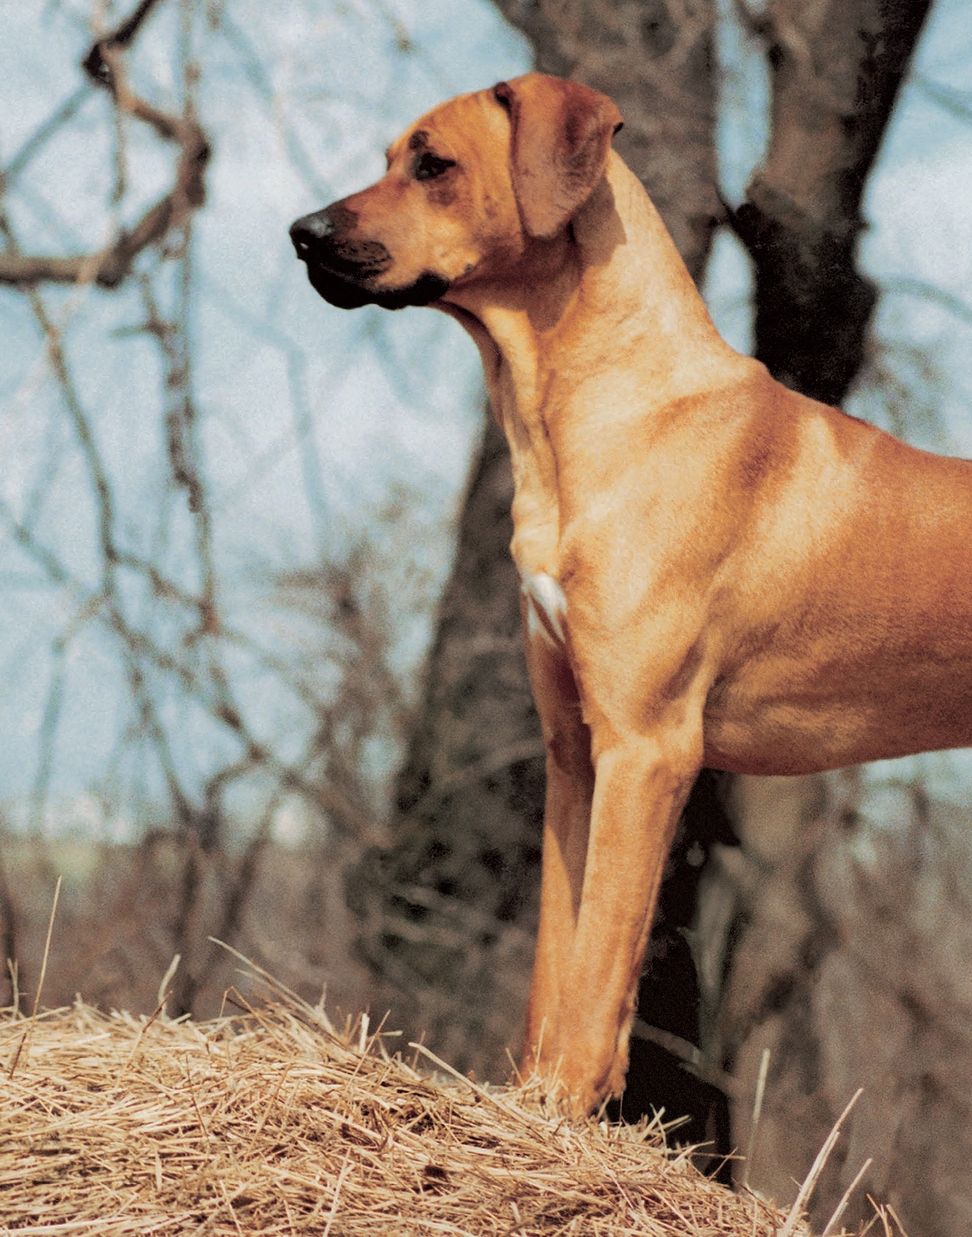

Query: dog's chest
left=520, top=570, right=568, bottom=649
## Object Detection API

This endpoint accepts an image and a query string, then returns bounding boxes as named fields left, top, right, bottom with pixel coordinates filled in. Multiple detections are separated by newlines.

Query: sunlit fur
left=292, top=73, right=972, bottom=1117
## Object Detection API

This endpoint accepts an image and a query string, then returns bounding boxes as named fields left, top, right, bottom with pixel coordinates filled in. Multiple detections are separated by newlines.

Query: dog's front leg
left=521, top=629, right=595, bottom=1081
left=555, top=729, right=701, bottom=1115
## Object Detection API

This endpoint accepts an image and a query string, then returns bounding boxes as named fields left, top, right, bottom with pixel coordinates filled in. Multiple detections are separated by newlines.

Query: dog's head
left=290, top=73, right=623, bottom=310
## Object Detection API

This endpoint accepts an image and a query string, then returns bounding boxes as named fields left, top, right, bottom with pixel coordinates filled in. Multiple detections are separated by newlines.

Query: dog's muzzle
left=289, top=205, right=451, bottom=311
left=290, top=206, right=392, bottom=309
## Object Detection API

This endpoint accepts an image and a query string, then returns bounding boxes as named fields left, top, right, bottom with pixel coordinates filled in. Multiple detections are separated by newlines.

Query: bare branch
left=914, top=75, right=972, bottom=123
left=0, top=3, right=209, bottom=289
left=0, top=87, right=90, bottom=190
left=884, top=276, right=972, bottom=328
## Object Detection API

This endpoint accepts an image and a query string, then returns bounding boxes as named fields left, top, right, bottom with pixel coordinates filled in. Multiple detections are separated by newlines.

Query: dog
left=290, top=72, right=972, bottom=1116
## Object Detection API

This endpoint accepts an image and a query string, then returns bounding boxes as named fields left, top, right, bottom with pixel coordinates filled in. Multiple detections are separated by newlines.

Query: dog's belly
left=702, top=657, right=972, bottom=776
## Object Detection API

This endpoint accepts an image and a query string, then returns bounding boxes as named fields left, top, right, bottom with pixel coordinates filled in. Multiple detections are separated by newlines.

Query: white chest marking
left=521, top=570, right=568, bottom=649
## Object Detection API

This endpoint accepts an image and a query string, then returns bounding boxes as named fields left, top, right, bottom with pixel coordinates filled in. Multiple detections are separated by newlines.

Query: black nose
left=289, top=210, right=335, bottom=261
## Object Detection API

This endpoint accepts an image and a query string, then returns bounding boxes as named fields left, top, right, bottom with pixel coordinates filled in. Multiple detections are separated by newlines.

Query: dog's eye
left=415, top=152, right=455, bottom=181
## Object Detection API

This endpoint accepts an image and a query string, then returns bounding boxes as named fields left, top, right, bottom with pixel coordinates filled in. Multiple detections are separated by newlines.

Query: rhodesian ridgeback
left=290, top=73, right=972, bottom=1116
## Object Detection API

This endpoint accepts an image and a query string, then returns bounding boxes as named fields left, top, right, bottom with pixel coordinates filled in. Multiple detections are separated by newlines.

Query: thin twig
left=779, top=1089, right=863, bottom=1237
left=822, top=1157, right=874, bottom=1237
left=8, top=876, right=61, bottom=1077
left=0, top=0, right=209, bottom=288
left=741, top=1047, right=770, bottom=1188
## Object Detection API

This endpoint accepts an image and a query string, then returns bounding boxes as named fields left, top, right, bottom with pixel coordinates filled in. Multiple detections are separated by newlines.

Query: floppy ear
left=493, top=74, right=624, bottom=240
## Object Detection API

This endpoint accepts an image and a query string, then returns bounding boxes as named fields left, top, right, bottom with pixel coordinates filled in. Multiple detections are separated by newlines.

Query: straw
left=0, top=978, right=881, bottom=1235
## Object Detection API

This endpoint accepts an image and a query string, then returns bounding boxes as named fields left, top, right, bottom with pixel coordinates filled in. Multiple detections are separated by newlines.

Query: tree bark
left=733, top=0, right=932, bottom=404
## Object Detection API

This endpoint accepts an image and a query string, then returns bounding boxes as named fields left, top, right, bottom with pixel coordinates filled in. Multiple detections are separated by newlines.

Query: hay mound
left=1, top=986, right=810, bottom=1235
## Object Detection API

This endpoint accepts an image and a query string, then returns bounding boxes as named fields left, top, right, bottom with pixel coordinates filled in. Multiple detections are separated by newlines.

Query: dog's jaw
left=290, top=208, right=452, bottom=310
left=302, top=262, right=451, bottom=311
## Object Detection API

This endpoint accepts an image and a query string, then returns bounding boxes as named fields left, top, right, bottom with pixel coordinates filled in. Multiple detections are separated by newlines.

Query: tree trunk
left=349, top=412, right=544, bottom=1073
left=734, top=0, right=932, bottom=403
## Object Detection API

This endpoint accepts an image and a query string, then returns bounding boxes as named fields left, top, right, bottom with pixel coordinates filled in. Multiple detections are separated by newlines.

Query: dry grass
left=0, top=962, right=878, bottom=1236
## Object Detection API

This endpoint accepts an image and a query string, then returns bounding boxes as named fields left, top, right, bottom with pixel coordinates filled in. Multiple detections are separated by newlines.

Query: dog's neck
left=440, top=154, right=740, bottom=578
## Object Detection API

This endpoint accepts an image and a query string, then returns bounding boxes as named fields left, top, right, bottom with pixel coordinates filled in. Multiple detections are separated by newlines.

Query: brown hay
left=1, top=979, right=828, bottom=1235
